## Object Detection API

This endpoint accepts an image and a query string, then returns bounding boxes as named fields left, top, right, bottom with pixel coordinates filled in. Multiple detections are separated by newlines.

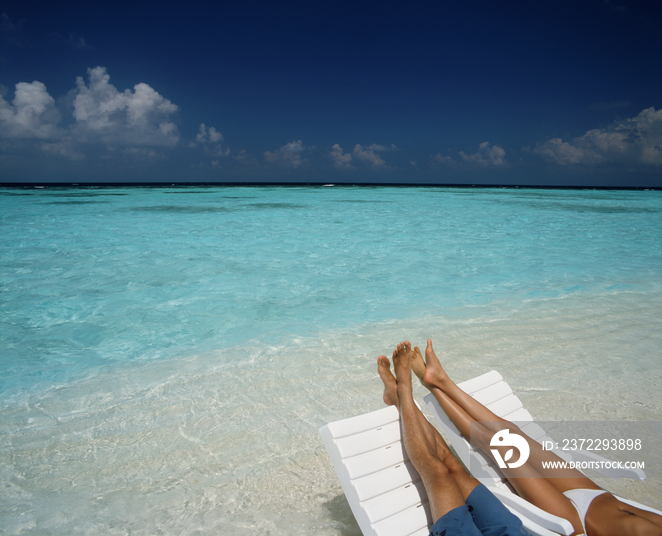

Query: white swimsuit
left=562, top=489, right=608, bottom=535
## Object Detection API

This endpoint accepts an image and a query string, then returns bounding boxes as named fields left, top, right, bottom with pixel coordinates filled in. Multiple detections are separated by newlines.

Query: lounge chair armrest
left=490, top=487, right=575, bottom=536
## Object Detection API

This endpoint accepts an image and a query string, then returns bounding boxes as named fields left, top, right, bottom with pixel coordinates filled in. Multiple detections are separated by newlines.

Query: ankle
left=424, top=369, right=449, bottom=391
left=396, top=382, right=413, bottom=399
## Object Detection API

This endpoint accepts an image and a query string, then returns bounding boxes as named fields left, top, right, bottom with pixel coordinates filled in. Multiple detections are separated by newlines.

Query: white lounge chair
left=319, top=404, right=433, bottom=536
left=319, top=403, right=569, bottom=536
left=321, top=402, right=576, bottom=536
left=423, top=370, right=662, bottom=536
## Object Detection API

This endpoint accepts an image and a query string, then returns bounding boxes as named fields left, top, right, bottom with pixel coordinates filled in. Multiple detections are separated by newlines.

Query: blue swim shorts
left=429, top=483, right=528, bottom=536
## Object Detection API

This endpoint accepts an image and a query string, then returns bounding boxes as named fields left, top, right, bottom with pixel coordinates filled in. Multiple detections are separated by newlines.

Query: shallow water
left=1, top=186, right=661, bottom=534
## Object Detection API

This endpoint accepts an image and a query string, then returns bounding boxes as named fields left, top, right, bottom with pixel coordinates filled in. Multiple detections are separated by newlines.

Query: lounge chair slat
left=354, top=460, right=421, bottom=502
left=471, top=382, right=514, bottom=406
left=344, top=441, right=408, bottom=480
left=484, top=394, right=523, bottom=417
left=363, top=480, right=428, bottom=524
left=373, top=502, right=431, bottom=536
left=520, top=422, right=546, bottom=441
left=501, top=407, right=534, bottom=423
left=335, top=420, right=402, bottom=458
left=325, top=405, right=400, bottom=439
left=456, top=370, right=503, bottom=394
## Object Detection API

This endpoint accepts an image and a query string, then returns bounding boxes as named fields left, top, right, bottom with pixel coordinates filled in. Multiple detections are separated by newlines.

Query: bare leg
left=378, top=342, right=481, bottom=523
left=415, top=340, right=600, bottom=489
left=414, top=340, right=586, bottom=534
left=414, top=339, right=662, bottom=535
left=378, top=348, right=479, bottom=501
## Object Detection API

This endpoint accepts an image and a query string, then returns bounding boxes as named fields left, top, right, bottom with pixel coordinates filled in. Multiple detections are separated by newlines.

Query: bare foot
left=392, top=341, right=413, bottom=398
left=411, top=345, right=430, bottom=388
left=422, top=338, right=450, bottom=390
left=377, top=355, right=398, bottom=407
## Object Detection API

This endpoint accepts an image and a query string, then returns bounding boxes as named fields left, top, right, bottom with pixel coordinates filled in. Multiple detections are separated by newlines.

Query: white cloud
left=1, top=67, right=235, bottom=163
left=535, top=107, right=662, bottom=166
left=193, top=123, right=229, bottom=157
left=329, top=143, right=353, bottom=169
left=264, top=140, right=312, bottom=168
left=353, top=143, right=386, bottom=167
left=329, top=142, right=394, bottom=169
left=71, top=66, right=180, bottom=147
left=196, top=123, right=223, bottom=144
left=366, top=143, right=396, bottom=152
left=460, top=141, right=506, bottom=166
left=534, top=138, right=595, bottom=165
left=280, top=140, right=305, bottom=153
left=433, top=153, right=455, bottom=165
left=0, top=81, right=63, bottom=139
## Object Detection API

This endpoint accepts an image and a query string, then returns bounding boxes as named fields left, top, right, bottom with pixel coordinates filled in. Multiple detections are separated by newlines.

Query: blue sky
left=1, top=0, right=661, bottom=186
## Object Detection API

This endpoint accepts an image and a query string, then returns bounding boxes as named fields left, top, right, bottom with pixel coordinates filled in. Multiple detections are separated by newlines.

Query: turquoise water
left=1, top=186, right=661, bottom=533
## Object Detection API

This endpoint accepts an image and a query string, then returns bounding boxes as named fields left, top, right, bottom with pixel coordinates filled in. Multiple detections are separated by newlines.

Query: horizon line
left=2, top=182, right=661, bottom=191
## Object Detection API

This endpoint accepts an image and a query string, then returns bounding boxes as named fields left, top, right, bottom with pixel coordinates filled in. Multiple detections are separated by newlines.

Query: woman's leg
left=412, top=339, right=602, bottom=493
left=413, top=339, right=662, bottom=536
left=411, top=340, right=589, bottom=534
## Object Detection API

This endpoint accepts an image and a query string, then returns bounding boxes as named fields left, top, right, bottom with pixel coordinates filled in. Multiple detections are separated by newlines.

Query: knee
left=423, top=459, right=455, bottom=486
left=442, top=453, right=467, bottom=477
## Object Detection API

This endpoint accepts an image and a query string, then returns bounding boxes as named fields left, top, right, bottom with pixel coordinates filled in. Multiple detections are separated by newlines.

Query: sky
left=1, top=0, right=661, bottom=187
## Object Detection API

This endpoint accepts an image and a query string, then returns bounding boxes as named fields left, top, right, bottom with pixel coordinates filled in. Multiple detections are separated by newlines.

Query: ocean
left=1, top=185, right=661, bottom=534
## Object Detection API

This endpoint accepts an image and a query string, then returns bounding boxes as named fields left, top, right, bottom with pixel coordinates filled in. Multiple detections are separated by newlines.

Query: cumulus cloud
left=535, top=107, right=662, bottom=166
left=1, top=67, right=251, bottom=167
left=460, top=141, right=506, bottom=166
left=365, top=143, right=396, bottom=152
left=329, top=143, right=353, bottom=169
left=433, top=153, right=455, bottom=165
left=329, top=142, right=395, bottom=169
left=353, top=144, right=386, bottom=167
left=354, top=143, right=395, bottom=167
left=196, top=123, right=223, bottom=144
left=0, top=81, right=63, bottom=139
left=72, top=66, right=180, bottom=146
left=192, top=123, right=229, bottom=157
left=534, top=138, right=590, bottom=165
left=264, top=140, right=312, bottom=168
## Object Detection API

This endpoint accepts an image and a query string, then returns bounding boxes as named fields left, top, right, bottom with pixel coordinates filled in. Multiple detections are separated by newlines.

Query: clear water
left=1, top=186, right=661, bottom=534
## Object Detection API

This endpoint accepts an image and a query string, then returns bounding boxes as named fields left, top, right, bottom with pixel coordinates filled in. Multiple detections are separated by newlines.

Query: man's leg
left=379, top=351, right=480, bottom=501
left=380, top=343, right=528, bottom=536
left=380, top=342, right=467, bottom=523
